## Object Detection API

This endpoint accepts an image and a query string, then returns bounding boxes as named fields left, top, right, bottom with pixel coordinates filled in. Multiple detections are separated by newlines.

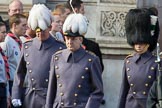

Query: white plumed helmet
left=63, top=13, right=88, bottom=37
left=28, top=4, right=53, bottom=31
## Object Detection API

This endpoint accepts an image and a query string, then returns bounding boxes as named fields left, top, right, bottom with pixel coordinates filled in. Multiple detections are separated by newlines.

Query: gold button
left=55, top=57, right=58, bottom=60
left=133, top=92, right=136, bottom=94
left=151, top=67, right=155, bottom=70
left=128, top=76, right=131, bottom=79
left=59, top=47, right=62, bottom=50
left=32, top=88, right=35, bottom=90
left=148, top=75, right=152, bottom=79
left=74, top=102, right=77, bottom=106
left=45, top=79, right=48, bottom=82
left=29, top=70, right=32, bottom=73
left=88, top=59, right=92, bottom=62
left=25, top=53, right=29, bottom=57
left=127, top=68, right=130, bottom=71
left=60, top=92, right=64, bottom=96
left=143, top=91, right=146, bottom=95
left=56, top=75, right=60, bottom=78
left=25, top=46, right=28, bottom=49
left=130, top=84, right=134, bottom=87
left=126, top=60, right=130, bottom=63
left=85, top=67, right=88, bottom=70
left=81, top=76, right=85, bottom=79
left=74, top=94, right=78, bottom=97
left=59, top=84, right=62, bottom=87
left=145, top=83, right=149, bottom=87
left=61, top=102, right=64, bottom=105
left=55, top=66, right=59, bottom=69
left=27, top=62, right=30, bottom=65
left=78, top=85, right=81, bottom=88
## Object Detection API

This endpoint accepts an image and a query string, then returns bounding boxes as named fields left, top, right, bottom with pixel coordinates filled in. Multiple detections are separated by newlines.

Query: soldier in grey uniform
left=45, top=13, right=103, bottom=108
left=117, top=8, right=160, bottom=108
left=11, top=4, right=66, bottom=108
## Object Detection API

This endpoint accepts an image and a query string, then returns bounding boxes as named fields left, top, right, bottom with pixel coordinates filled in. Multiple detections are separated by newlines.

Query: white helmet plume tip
left=28, top=4, right=53, bottom=31
left=63, top=13, right=88, bottom=36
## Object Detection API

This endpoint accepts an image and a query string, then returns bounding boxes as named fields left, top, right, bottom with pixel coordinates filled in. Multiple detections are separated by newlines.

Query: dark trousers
left=9, top=81, right=13, bottom=95
left=0, top=83, right=7, bottom=108
left=9, top=81, right=15, bottom=108
left=0, top=96, right=7, bottom=108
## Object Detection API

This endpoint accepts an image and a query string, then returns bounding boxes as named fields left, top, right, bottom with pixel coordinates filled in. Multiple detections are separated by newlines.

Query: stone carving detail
left=100, top=0, right=135, bottom=4
left=101, top=11, right=127, bottom=37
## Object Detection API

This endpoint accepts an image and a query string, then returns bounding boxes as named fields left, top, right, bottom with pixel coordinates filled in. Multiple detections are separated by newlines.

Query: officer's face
left=79, top=3, right=85, bottom=15
left=134, top=43, right=149, bottom=54
left=14, top=18, right=27, bottom=37
left=65, top=36, right=83, bottom=52
left=63, top=8, right=71, bottom=18
left=51, top=15, right=63, bottom=32
left=36, top=28, right=50, bottom=41
left=74, top=3, right=85, bottom=15
left=8, top=1, right=23, bottom=16
left=60, top=8, right=71, bottom=24
left=26, top=28, right=36, bottom=38
left=0, top=25, right=7, bottom=42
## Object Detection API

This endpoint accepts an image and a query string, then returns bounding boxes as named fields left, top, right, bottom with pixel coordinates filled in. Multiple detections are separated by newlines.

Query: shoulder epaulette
left=24, top=38, right=33, bottom=43
left=125, top=53, right=134, bottom=59
left=55, top=50, right=63, bottom=55
left=86, top=50, right=96, bottom=56
left=55, top=39, right=65, bottom=44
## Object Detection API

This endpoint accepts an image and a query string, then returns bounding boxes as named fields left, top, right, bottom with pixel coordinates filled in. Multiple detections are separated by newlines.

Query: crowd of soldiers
left=0, top=0, right=162, bottom=108
left=0, top=0, right=104, bottom=108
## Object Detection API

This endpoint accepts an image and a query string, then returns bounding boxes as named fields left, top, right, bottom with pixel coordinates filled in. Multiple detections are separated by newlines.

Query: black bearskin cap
left=125, top=8, right=159, bottom=52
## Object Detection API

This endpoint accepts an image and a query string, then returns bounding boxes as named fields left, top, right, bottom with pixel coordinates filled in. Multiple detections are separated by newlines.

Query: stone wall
left=95, top=2, right=135, bottom=55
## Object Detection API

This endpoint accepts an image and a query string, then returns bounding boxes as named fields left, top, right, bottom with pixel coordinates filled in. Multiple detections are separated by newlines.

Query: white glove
left=12, top=99, right=22, bottom=107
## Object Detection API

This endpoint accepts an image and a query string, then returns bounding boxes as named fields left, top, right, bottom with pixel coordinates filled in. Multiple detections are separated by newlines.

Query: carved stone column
left=95, top=0, right=136, bottom=56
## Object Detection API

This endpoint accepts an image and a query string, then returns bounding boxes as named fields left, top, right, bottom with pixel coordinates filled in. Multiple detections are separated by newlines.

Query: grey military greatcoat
left=12, top=36, right=66, bottom=108
left=118, top=51, right=158, bottom=108
left=45, top=48, right=103, bottom=108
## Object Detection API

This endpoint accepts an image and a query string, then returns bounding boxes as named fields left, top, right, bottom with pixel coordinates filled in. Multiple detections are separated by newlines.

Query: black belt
left=0, top=83, right=6, bottom=88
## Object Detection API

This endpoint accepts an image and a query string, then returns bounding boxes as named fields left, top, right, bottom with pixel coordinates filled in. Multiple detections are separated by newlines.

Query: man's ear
left=79, top=37, right=83, bottom=43
left=12, top=23, right=17, bottom=29
left=8, top=9, right=10, bottom=14
left=74, top=8, right=79, bottom=13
